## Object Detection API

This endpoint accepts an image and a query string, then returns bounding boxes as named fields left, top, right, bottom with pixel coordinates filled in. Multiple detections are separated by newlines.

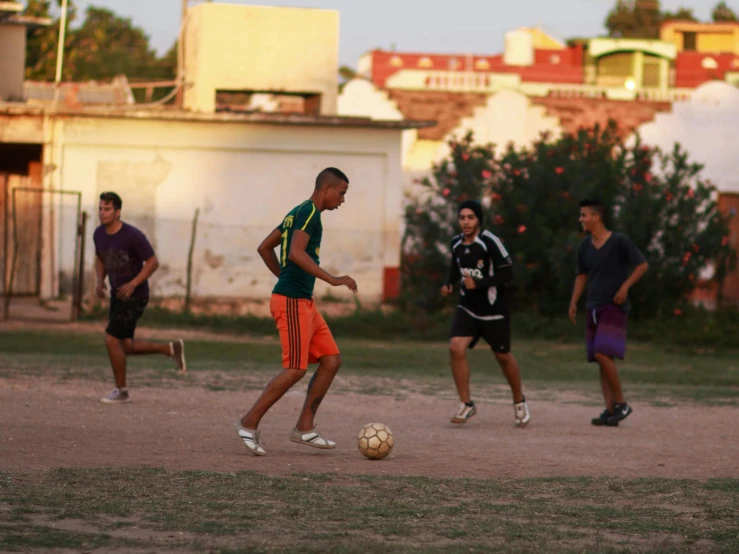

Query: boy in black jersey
left=441, top=200, right=531, bottom=427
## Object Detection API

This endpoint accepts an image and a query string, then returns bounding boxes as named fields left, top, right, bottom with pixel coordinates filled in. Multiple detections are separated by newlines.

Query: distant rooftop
left=24, top=77, right=135, bottom=106
left=0, top=1, right=51, bottom=26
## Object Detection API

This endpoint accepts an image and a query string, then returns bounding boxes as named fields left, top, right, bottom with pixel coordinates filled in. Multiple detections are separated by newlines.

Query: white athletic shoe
left=231, top=420, right=266, bottom=456
left=100, top=388, right=131, bottom=404
left=170, top=339, right=186, bottom=373
left=451, top=402, right=477, bottom=424
left=514, top=398, right=531, bottom=427
left=289, top=427, right=337, bottom=449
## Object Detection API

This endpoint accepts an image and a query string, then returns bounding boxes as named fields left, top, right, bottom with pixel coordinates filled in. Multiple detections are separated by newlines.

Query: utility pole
left=53, top=0, right=69, bottom=107
left=176, top=0, right=188, bottom=108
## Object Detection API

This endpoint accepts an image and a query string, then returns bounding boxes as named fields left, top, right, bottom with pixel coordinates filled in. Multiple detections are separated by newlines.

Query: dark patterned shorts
left=585, top=304, right=627, bottom=363
left=107, top=296, right=148, bottom=340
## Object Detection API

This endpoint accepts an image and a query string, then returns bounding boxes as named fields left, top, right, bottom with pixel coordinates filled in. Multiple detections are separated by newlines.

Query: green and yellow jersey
left=273, top=200, right=323, bottom=299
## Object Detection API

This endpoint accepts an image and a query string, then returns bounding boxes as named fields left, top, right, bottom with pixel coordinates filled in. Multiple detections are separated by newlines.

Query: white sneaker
left=289, top=427, right=337, bottom=449
left=100, top=388, right=131, bottom=404
left=514, top=398, right=531, bottom=427
left=451, top=402, right=477, bottom=423
left=170, top=339, right=186, bottom=373
left=231, top=420, right=266, bottom=456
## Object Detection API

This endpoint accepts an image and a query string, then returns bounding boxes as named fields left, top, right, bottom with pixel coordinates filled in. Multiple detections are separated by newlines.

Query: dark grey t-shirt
left=576, top=232, right=646, bottom=311
left=94, top=222, right=155, bottom=299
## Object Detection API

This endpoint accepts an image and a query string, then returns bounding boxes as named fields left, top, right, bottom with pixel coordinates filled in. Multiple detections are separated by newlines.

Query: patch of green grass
left=0, top=526, right=125, bottom=550
left=1, top=329, right=737, bottom=404
left=79, top=304, right=739, bottom=349
left=1, top=469, right=738, bottom=553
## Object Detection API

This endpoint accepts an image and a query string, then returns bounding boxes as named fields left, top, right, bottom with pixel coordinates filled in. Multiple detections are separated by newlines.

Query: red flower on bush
left=518, top=225, right=527, bottom=234
left=688, top=188, right=695, bottom=199
left=481, top=170, right=492, bottom=179
left=495, top=215, right=505, bottom=225
left=442, top=188, right=450, bottom=197
left=633, top=184, right=643, bottom=192
left=644, top=172, right=652, bottom=183
left=722, top=236, right=729, bottom=246
left=673, top=308, right=683, bottom=316
left=491, top=192, right=502, bottom=202
left=555, top=167, right=565, bottom=175
left=462, top=154, right=470, bottom=161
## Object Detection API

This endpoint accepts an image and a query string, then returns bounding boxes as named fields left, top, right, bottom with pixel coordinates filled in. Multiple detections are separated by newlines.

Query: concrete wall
left=635, top=82, right=739, bottom=194
left=634, top=81, right=739, bottom=303
left=46, top=115, right=403, bottom=306
left=0, top=24, right=25, bottom=101
left=183, top=3, right=339, bottom=114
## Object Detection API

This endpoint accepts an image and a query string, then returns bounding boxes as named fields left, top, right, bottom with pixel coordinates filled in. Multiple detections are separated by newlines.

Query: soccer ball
left=357, top=422, right=394, bottom=460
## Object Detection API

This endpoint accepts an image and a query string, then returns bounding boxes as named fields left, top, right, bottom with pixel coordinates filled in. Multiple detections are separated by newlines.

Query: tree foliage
left=402, top=123, right=735, bottom=320
left=605, top=0, right=698, bottom=39
left=712, top=1, right=738, bottom=22
left=24, top=1, right=176, bottom=83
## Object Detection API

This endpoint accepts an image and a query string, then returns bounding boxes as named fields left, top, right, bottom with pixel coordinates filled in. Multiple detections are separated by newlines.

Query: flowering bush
left=402, top=122, right=735, bottom=318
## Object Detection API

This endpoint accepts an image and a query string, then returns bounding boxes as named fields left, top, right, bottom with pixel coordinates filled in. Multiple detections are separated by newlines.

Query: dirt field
left=2, top=371, right=737, bottom=480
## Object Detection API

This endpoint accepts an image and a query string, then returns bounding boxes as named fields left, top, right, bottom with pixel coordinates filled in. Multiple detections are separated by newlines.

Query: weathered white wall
left=50, top=115, right=403, bottom=304
left=635, top=81, right=739, bottom=193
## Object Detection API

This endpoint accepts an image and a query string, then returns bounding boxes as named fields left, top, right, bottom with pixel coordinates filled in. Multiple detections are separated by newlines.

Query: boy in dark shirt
left=441, top=200, right=531, bottom=427
left=94, top=192, right=186, bottom=404
left=569, top=199, right=649, bottom=426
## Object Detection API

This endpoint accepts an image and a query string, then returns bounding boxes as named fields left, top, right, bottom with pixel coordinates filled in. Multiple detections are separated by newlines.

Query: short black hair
left=579, top=198, right=605, bottom=221
left=315, top=167, right=349, bottom=189
left=99, top=191, right=122, bottom=210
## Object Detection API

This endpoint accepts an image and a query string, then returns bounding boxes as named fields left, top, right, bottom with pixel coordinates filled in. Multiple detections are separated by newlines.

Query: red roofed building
left=360, top=27, right=585, bottom=91
left=661, top=21, right=739, bottom=88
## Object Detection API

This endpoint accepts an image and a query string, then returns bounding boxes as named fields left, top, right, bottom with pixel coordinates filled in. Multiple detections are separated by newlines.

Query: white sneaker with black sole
left=451, top=402, right=477, bottom=423
left=514, top=398, right=531, bottom=427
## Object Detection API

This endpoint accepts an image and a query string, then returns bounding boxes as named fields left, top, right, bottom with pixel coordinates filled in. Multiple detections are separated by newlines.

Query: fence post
left=74, top=211, right=88, bottom=320
left=184, top=208, right=200, bottom=313
left=1, top=174, right=8, bottom=320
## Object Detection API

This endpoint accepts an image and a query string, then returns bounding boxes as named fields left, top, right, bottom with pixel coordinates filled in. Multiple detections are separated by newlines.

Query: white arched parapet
left=338, top=78, right=404, bottom=120
left=338, top=78, right=417, bottom=164
left=439, top=89, right=563, bottom=158
left=633, top=81, right=739, bottom=193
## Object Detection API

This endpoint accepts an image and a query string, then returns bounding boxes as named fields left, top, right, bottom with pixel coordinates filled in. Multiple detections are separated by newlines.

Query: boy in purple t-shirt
left=94, top=192, right=186, bottom=404
left=568, top=199, right=649, bottom=427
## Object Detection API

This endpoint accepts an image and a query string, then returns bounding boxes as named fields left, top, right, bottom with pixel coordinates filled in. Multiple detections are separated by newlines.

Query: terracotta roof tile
left=530, top=96, right=673, bottom=137
left=386, top=89, right=672, bottom=142
left=386, top=90, right=488, bottom=140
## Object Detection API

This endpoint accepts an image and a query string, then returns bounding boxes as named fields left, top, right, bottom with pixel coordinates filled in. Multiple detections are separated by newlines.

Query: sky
left=67, top=0, right=727, bottom=67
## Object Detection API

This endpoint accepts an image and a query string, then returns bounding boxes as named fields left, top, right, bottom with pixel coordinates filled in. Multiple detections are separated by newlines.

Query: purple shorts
left=585, top=305, right=627, bottom=363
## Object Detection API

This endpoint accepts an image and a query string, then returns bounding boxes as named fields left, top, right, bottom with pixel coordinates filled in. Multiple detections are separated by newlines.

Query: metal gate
left=2, top=177, right=85, bottom=321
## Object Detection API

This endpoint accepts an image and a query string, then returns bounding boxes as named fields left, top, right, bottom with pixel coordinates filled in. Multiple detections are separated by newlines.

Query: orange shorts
left=270, top=294, right=340, bottom=370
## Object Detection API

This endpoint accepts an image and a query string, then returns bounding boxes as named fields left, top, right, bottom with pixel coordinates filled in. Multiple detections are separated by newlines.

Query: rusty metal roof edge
left=0, top=104, right=437, bottom=130
left=2, top=14, right=52, bottom=26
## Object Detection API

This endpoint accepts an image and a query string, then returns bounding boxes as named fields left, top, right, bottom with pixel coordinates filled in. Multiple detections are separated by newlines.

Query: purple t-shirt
left=93, top=222, right=155, bottom=299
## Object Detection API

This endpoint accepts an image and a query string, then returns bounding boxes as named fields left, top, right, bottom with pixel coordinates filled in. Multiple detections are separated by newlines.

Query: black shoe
left=592, top=409, right=619, bottom=427
left=607, top=403, right=633, bottom=425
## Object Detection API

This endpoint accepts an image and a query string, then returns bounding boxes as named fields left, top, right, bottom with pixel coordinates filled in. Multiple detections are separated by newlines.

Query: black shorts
left=449, top=307, right=511, bottom=353
left=106, top=296, right=148, bottom=340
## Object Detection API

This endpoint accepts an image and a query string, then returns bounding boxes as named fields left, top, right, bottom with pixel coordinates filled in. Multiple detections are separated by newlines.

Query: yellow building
left=661, top=21, right=739, bottom=54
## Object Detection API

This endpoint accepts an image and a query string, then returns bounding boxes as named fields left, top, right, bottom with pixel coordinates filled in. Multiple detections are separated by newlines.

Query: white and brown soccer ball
left=357, top=422, right=394, bottom=460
